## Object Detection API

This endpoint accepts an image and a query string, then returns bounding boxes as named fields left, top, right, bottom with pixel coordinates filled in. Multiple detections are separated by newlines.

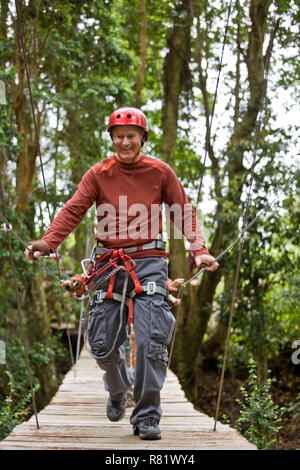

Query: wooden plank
left=0, top=347, right=256, bottom=450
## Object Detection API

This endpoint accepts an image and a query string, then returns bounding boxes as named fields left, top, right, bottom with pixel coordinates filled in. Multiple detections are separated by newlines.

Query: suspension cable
left=0, top=170, right=39, bottom=429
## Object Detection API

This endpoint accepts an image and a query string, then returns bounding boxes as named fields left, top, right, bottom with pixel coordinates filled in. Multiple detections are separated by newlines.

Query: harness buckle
left=81, top=258, right=95, bottom=277
left=94, top=290, right=106, bottom=304
left=146, top=281, right=156, bottom=295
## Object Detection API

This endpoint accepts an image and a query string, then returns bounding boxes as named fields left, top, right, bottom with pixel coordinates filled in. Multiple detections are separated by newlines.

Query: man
left=25, top=107, right=218, bottom=440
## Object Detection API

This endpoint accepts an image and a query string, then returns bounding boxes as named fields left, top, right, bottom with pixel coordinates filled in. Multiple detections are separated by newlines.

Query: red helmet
left=107, top=107, right=148, bottom=142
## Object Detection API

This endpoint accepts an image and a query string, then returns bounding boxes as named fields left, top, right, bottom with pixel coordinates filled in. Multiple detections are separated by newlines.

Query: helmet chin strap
left=135, top=133, right=147, bottom=159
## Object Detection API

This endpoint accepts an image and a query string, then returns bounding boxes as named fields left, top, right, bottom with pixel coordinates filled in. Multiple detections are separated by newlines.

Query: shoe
left=133, top=417, right=161, bottom=440
left=106, top=396, right=127, bottom=422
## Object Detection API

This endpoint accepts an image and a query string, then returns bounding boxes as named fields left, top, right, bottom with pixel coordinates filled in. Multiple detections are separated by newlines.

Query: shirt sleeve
left=42, top=167, right=98, bottom=252
left=161, top=164, right=211, bottom=257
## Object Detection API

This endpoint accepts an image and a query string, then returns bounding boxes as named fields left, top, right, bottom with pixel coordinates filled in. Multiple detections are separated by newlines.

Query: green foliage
left=0, top=371, right=39, bottom=440
left=0, top=0, right=299, bottom=446
left=235, top=358, right=285, bottom=449
left=286, top=393, right=300, bottom=420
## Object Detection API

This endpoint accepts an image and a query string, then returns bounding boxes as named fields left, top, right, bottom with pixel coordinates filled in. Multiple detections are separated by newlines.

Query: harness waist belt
left=129, top=283, right=168, bottom=299
left=89, top=283, right=169, bottom=306
left=89, top=290, right=131, bottom=307
left=94, top=239, right=166, bottom=256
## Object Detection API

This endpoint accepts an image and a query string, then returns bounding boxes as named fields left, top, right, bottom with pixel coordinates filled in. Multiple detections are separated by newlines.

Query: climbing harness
left=80, top=242, right=170, bottom=362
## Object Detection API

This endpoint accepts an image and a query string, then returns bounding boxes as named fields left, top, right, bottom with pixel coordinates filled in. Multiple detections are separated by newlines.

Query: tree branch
left=264, top=17, right=280, bottom=71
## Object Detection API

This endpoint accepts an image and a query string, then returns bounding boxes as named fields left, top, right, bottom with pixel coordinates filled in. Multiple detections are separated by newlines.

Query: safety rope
left=75, top=232, right=91, bottom=364
left=192, top=0, right=233, bottom=206
left=170, top=0, right=233, bottom=373
left=15, top=0, right=74, bottom=370
left=0, top=211, right=62, bottom=282
left=169, top=1, right=234, bottom=367
left=168, top=3, right=291, bottom=431
left=0, top=170, right=39, bottom=429
left=168, top=170, right=299, bottom=365
left=213, top=5, right=280, bottom=431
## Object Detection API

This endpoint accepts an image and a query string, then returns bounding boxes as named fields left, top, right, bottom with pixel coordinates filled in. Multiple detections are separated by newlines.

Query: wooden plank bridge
left=0, top=347, right=256, bottom=450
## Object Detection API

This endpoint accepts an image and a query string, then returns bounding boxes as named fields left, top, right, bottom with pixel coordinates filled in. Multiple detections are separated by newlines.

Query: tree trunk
left=13, top=4, right=39, bottom=216
left=172, top=0, right=278, bottom=399
left=8, top=2, right=59, bottom=407
left=135, top=0, right=147, bottom=108
left=161, top=0, right=192, bottom=166
left=160, top=0, right=193, bottom=376
left=161, top=0, right=192, bottom=282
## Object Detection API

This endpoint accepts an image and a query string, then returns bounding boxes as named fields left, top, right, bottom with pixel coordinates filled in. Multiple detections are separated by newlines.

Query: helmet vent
left=117, top=114, right=121, bottom=118
left=127, top=114, right=132, bottom=118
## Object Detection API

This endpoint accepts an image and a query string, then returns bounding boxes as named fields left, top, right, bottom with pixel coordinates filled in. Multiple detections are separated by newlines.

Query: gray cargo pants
left=86, top=257, right=176, bottom=426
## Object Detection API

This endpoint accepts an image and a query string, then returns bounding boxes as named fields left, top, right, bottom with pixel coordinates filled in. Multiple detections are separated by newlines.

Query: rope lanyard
left=75, top=232, right=91, bottom=364
left=2, top=0, right=296, bottom=434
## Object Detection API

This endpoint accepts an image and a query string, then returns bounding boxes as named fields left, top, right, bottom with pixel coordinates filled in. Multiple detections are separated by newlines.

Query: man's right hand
left=25, top=240, right=51, bottom=262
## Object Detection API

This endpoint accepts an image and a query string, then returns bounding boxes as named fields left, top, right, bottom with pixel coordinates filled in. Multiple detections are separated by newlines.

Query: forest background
left=0, top=0, right=299, bottom=449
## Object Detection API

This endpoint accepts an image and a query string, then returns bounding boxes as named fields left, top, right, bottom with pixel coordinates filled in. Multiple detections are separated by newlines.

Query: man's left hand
left=195, top=254, right=219, bottom=271
left=61, top=274, right=87, bottom=298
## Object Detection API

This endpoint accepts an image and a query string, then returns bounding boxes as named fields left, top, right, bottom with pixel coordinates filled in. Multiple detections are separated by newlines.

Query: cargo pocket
left=149, top=297, right=176, bottom=346
left=147, top=340, right=169, bottom=365
left=87, top=306, right=107, bottom=357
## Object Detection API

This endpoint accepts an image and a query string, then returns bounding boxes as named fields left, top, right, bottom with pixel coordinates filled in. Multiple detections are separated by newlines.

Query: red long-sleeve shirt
left=42, top=153, right=210, bottom=259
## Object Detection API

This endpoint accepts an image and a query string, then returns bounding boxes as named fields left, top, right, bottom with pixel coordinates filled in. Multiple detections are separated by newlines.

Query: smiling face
left=112, top=125, right=144, bottom=163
